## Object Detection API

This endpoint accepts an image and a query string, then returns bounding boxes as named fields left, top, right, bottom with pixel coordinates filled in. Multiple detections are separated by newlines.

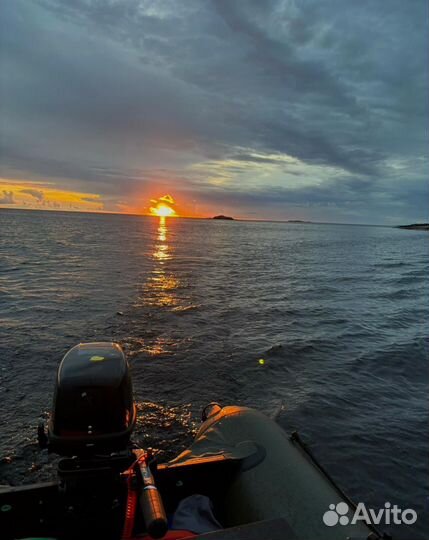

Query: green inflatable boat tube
left=169, top=405, right=380, bottom=540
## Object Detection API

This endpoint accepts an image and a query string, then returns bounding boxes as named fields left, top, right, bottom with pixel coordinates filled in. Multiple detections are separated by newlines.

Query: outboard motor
left=35, top=343, right=166, bottom=539
left=47, top=342, right=136, bottom=456
left=35, top=343, right=140, bottom=539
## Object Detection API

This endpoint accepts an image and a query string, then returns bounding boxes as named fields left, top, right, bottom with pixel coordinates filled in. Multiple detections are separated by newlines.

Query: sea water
left=0, top=209, right=427, bottom=538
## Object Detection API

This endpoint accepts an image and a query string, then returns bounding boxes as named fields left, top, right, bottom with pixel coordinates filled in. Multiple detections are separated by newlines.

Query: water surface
left=0, top=209, right=428, bottom=538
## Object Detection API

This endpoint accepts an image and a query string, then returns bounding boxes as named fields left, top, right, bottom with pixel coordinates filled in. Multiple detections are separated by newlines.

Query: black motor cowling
left=48, top=342, right=136, bottom=456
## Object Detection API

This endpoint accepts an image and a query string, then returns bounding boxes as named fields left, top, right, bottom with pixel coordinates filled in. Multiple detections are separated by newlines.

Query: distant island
left=287, top=219, right=312, bottom=223
left=213, top=215, right=234, bottom=220
left=397, top=223, right=429, bottom=231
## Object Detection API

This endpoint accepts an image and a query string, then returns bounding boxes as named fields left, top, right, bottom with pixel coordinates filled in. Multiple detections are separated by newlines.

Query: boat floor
left=193, top=518, right=296, bottom=539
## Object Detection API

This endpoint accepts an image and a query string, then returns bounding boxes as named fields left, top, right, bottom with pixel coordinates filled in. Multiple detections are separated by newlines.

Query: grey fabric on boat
left=171, top=494, right=222, bottom=534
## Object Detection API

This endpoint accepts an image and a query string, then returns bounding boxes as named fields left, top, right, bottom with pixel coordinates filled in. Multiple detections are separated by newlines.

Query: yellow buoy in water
left=258, top=358, right=265, bottom=365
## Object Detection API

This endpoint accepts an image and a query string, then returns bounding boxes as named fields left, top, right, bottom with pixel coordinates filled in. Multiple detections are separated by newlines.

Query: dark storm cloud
left=188, top=174, right=376, bottom=207
left=191, top=173, right=429, bottom=225
left=212, top=0, right=359, bottom=110
left=0, top=0, right=427, bottom=222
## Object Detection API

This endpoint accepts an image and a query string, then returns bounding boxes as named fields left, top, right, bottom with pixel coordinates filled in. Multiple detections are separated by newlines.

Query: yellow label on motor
left=90, top=355, right=105, bottom=362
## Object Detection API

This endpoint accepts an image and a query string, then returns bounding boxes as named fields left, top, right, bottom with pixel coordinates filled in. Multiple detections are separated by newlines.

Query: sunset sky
left=0, top=0, right=427, bottom=223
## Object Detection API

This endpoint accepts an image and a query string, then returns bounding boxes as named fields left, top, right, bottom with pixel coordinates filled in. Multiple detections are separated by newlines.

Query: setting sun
left=151, top=204, right=176, bottom=217
left=149, top=195, right=177, bottom=217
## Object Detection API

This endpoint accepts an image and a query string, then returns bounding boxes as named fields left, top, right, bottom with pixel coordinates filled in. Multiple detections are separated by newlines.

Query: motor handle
left=135, top=454, right=167, bottom=539
left=140, top=485, right=168, bottom=539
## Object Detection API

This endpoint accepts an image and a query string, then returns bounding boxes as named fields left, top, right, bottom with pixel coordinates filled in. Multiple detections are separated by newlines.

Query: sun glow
left=151, top=204, right=176, bottom=217
left=149, top=194, right=177, bottom=217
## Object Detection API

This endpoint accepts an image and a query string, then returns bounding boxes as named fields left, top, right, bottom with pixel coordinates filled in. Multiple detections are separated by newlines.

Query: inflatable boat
left=0, top=343, right=386, bottom=539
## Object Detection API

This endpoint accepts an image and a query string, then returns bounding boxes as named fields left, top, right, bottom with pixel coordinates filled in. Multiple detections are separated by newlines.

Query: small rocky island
left=397, top=223, right=429, bottom=231
left=213, top=215, right=234, bottom=220
left=287, top=220, right=312, bottom=223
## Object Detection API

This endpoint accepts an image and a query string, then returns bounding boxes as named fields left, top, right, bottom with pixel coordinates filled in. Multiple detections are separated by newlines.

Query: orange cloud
left=0, top=180, right=104, bottom=212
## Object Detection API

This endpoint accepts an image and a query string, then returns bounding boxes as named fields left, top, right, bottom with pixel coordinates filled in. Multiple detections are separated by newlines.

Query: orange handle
left=140, top=485, right=168, bottom=539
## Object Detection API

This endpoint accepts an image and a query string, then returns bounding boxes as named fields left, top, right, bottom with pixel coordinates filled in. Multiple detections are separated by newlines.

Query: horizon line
left=0, top=205, right=403, bottom=227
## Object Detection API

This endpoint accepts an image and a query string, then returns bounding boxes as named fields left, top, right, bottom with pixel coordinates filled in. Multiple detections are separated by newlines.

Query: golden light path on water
left=142, top=216, right=184, bottom=356
left=150, top=216, right=178, bottom=305
left=131, top=215, right=198, bottom=458
left=124, top=214, right=196, bottom=359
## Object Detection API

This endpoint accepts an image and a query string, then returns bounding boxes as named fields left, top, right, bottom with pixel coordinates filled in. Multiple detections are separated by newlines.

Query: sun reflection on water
left=146, top=216, right=179, bottom=307
left=158, top=217, right=167, bottom=242
left=152, top=216, right=170, bottom=261
left=128, top=216, right=198, bottom=358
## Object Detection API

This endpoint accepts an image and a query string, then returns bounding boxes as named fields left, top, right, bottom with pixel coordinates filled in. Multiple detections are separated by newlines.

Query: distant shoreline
left=397, top=223, right=429, bottom=231
left=0, top=206, right=424, bottom=229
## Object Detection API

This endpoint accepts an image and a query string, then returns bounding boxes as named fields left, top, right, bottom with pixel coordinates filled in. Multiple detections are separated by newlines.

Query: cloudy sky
left=0, top=0, right=427, bottom=223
